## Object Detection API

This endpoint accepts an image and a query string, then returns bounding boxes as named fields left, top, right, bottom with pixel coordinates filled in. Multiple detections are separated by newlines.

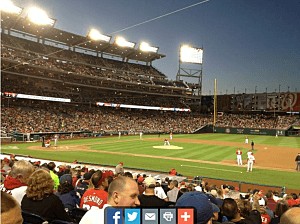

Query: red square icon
left=178, top=209, right=194, bottom=224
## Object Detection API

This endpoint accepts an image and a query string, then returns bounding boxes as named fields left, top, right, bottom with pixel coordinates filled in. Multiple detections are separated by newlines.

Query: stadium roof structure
left=1, top=12, right=166, bottom=63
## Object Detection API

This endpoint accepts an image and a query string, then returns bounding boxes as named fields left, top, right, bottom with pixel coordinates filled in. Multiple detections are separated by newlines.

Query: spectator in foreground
left=1, top=191, right=23, bottom=224
left=48, top=162, right=60, bottom=190
left=176, top=192, right=216, bottom=224
left=76, top=172, right=93, bottom=197
left=222, top=198, right=262, bottom=224
left=55, top=174, right=80, bottom=212
left=270, top=200, right=289, bottom=224
left=21, top=169, right=71, bottom=222
left=279, top=207, right=300, bottom=224
left=138, top=177, right=166, bottom=207
left=167, top=180, right=180, bottom=202
left=80, top=171, right=109, bottom=210
left=79, top=176, right=140, bottom=224
left=0, top=160, right=34, bottom=204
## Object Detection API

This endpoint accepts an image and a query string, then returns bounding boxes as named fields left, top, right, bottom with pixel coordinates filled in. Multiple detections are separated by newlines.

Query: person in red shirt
left=80, top=170, right=110, bottom=210
left=169, top=168, right=177, bottom=176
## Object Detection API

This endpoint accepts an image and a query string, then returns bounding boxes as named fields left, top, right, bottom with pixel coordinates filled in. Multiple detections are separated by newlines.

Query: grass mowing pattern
left=1, top=134, right=300, bottom=189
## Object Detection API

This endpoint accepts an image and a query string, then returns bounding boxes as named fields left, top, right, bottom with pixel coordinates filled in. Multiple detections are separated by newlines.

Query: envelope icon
left=145, top=213, right=156, bottom=220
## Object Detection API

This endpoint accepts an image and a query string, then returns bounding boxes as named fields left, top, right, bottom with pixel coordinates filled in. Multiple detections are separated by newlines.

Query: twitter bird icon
left=125, top=209, right=140, bottom=224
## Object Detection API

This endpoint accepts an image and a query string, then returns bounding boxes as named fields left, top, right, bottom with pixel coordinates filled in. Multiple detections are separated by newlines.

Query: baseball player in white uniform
left=119, top=131, right=121, bottom=139
left=247, top=149, right=252, bottom=159
left=247, top=153, right=255, bottom=172
left=170, top=132, right=173, bottom=140
left=54, top=135, right=58, bottom=147
left=275, top=132, right=278, bottom=138
left=245, top=136, right=249, bottom=144
left=236, top=148, right=243, bottom=165
left=140, top=131, right=143, bottom=140
left=164, top=139, right=171, bottom=146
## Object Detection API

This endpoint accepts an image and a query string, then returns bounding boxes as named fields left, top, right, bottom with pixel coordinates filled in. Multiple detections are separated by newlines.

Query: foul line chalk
left=180, top=164, right=242, bottom=173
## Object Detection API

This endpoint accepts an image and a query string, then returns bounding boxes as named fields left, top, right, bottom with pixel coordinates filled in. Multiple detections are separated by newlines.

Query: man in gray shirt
left=167, top=180, right=180, bottom=202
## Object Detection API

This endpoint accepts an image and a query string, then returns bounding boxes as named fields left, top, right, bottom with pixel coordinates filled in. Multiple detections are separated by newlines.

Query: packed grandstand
left=1, top=2, right=300, bottom=224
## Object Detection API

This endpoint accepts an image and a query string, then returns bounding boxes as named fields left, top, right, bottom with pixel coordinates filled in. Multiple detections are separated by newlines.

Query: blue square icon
left=125, top=209, right=140, bottom=224
left=106, top=208, right=123, bottom=224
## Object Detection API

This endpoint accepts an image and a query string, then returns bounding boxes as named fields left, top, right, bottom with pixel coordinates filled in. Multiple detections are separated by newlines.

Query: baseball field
left=1, top=133, right=300, bottom=191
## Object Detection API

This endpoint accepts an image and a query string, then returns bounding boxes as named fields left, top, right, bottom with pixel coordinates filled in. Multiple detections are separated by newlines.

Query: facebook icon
left=106, top=208, right=123, bottom=224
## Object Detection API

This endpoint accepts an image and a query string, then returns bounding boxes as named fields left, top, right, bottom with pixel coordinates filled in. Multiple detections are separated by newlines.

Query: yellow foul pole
left=213, top=79, right=217, bottom=131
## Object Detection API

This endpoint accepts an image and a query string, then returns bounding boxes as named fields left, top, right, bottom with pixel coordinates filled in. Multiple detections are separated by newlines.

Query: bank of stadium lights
left=27, top=7, right=56, bottom=26
left=0, top=0, right=22, bottom=15
left=87, top=29, right=111, bottom=42
left=139, top=42, right=158, bottom=53
left=180, top=45, right=203, bottom=64
left=115, top=37, right=135, bottom=48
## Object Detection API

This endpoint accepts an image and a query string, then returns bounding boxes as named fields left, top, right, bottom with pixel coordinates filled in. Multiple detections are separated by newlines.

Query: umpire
left=295, top=153, right=300, bottom=172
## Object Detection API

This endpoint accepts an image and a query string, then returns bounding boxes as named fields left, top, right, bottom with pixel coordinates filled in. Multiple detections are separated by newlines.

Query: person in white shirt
left=154, top=183, right=168, bottom=201
left=80, top=177, right=140, bottom=224
left=247, top=153, right=255, bottom=172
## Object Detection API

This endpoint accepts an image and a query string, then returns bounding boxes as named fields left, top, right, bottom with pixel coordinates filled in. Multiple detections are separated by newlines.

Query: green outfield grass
left=1, top=134, right=300, bottom=190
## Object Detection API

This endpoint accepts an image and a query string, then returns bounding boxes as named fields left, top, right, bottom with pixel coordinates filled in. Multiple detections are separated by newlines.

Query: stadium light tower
left=87, top=29, right=111, bottom=42
left=114, top=36, right=135, bottom=48
left=176, top=44, right=204, bottom=112
left=0, top=0, right=22, bottom=15
left=139, top=42, right=158, bottom=53
left=27, top=7, right=56, bottom=26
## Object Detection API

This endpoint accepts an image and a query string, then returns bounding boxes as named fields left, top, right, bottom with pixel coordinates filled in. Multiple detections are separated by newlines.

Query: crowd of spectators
left=2, top=103, right=297, bottom=136
left=1, top=156, right=300, bottom=224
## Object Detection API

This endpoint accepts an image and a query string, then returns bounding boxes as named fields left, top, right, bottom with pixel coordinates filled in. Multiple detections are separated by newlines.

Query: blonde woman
left=21, top=169, right=71, bottom=222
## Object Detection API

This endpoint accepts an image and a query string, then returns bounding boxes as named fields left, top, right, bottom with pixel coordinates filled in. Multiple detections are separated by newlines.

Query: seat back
left=22, top=211, right=49, bottom=224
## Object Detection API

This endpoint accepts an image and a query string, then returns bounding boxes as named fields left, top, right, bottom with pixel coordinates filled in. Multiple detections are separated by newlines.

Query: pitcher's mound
left=153, top=145, right=183, bottom=150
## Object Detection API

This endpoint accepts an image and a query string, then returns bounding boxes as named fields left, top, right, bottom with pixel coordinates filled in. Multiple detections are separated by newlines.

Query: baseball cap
left=258, top=198, right=265, bottom=206
left=211, top=202, right=220, bottom=213
left=176, top=192, right=213, bottom=224
left=120, top=162, right=123, bottom=165
left=144, top=177, right=156, bottom=187
left=137, top=176, right=144, bottom=183
left=60, top=174, right=72, bottom=185
left=4, top=158, right=9, bottom=163
left=95, top=171, right=110, bottom=187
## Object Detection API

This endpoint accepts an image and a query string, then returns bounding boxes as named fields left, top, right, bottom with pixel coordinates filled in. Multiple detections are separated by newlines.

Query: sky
left=12, top=0, right=300, bottom=95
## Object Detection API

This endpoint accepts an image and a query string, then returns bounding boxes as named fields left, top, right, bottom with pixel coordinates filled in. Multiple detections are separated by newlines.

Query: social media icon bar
left=160, top=209, right=176, bottom=224
left=178, top=209, right=194, bottom=224
left=106, top=208, right=123, bottom=224
left=125, top=209, right=141, bottom=224
left=142, top=209, right=158, bottom=224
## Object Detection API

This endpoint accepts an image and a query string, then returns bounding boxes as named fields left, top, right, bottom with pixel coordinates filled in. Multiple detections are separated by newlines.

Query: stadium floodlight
left=27, top=7, right=56, bottom=26
left=115, top=36, right=135, bottom=48
left=88, top=29, right=111, bottom=42
left=0, top=0, right=22, bottom=15
left=139, top=42, right=158, bottom=53
left=180, top=45, right=203, bottom=64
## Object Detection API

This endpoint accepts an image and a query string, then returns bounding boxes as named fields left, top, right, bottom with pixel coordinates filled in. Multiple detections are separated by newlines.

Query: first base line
left=180, top=164, right=243, bottom=173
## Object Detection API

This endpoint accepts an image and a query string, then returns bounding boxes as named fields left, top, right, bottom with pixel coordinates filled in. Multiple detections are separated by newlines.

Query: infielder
left=170, top=132, right=173, bottom=140
left=247, top=153, right=255, bottom=172
left=54, top=135, right=58, bottom=147
left=236, top=148, right=243, bottom=165
left=247, top=149, right=252, bottom=159
left=275, top=132, right=278, bottom=138
left=245, top=136, right=249, bottom=144
left=140, top=131, right=143, bottom=140
left=45, top=140, right=51, bottom=147
left=118, top=131, right=121, bottom=139
left=164, top=138, right=170, bottom=146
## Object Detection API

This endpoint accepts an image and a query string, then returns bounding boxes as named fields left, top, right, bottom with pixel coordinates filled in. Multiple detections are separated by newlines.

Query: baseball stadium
left=1, top=1, right=300, bottom=223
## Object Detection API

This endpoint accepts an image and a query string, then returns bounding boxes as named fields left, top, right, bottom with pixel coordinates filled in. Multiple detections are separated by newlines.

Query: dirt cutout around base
left=153, top=145, right=183, bottom=149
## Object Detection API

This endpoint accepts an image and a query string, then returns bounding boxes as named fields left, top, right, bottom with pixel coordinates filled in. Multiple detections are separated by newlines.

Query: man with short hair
left=222, top=198, right=262, bottom=224
left=279, top=207, right=300, bottom=224
left=138, top=177, right=166, bottom=207
left=79, top=176, right=140, bottom=224
left=266, top=191, right=276, bottom=213
left=80, top=171, right=109, bottom=210
left=0, top=160, right=34, bottom=204
left=167, top=180, right=180, bottom=202
left=48, top=162, right=60, bottom=190
left=1, top=191, right=23, bottom=224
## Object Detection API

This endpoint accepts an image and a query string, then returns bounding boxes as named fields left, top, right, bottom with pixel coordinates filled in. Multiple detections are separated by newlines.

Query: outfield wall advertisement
left=215, top=127, right=285, bottom=136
